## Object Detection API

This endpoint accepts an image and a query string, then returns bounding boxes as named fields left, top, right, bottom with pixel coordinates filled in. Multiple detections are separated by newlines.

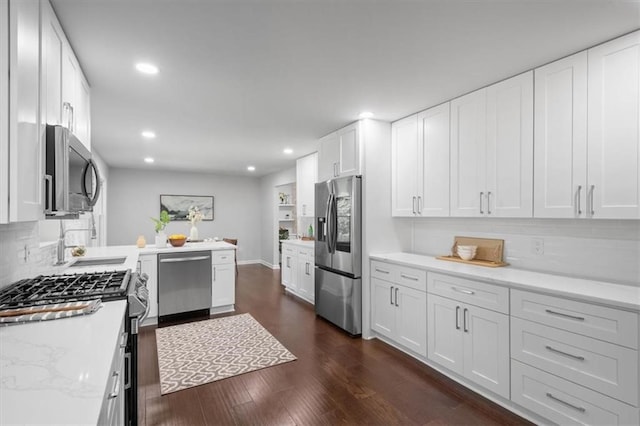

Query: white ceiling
left=51, top=0, right=640, bottom=177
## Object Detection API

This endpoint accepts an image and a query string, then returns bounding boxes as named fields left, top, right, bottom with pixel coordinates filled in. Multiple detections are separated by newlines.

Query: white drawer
left=371, top=260, right=397, bottom=281
left=511, top=360, right=639, bottom=426
left=511, top=317, right=639, bottom=406
left=282, top=245, right=296, bottom=255
left=511, top=290, right=639, bottom=349
left=427, top=272, right=509, bottom=314
left=371, top=261, right=426, bottom=292
left=297, top=247, right=313, bottom=258
left=212, top=250, right=234, bottom=265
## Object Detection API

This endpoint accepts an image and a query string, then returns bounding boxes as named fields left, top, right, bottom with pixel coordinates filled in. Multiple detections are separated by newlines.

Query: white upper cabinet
left=6, top=0, right=44, bottom=223
left=587, top=31, right=640, bottom=219
left=317, top=122, right=360, bottom=182
left=418, top=103, right=450, bottom=216
left=451, top=72, right=533, bottom=217
left=534, top=52, right=588, bottom=218
left=391, top=114, right=419, bottom=216
left=296, top=152, right=317, bottom=218
left=450, top=87, right=488, bottom=217
left=42, top=0, right=91, bottom=150
left=392, top=103, right=450, bottom=217
left=534, top=31, right=640, bottom=219
left=0, top=0, right=9, bottom=223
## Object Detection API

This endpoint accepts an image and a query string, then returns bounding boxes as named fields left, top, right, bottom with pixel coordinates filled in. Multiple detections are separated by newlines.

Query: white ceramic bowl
left=457, top=245, right=477, bottom=260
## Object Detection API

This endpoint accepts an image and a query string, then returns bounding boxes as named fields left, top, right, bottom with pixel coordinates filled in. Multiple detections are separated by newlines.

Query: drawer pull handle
left=452, top=287, right=475, bottom=295
left=546, top=392, right=586, bottom=413
left=545, top=309, right=585, bottom=321
left=545, top=345, right=585, bottom=361
left=108, top=371, right=120, bottom=399
left=400, top=274, right=419, bottom=281
left=375, top=268, right=390, bottom=274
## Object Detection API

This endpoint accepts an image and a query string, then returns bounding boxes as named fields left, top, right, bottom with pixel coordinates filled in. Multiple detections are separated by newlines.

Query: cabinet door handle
left=545, top=309, right=585, bottom=321
left=546, top=393, right=586, bottom=413
left=455, top=306, right=460, bottom=330
left=390, top=286, right=394, bottom=305
left=395, top=287, right=399, bottom=307
left=486, top=191, right=492, bottom=215
left=589, top=185, right=595, bottom=216
left=124, top=353, right=131, bottom=390
left=576, top=185, right=583, bottom=216
left=412, top=196, right=417, bottom=215
left=463, top=308, right=469, bottom=332
left=213, top=266, right=216, bottom=281
left=451, top=286, right=475, bottom=295
left=545, top=345, right=585, bottom=361
left=479, top=192, right=484, bottom=214
left=400, top=273, right=419, bottom=281
left=119, top=331, right=128, bottom=349
left=375, top=268, right=390, bottom=274
left=417, top=196, right=422, bottom=214
left=108, top=371, right=120, bottom=399
left=44, top=175, right=53, bottom=212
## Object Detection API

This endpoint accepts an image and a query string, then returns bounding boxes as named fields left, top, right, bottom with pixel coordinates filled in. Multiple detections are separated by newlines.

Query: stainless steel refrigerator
left=315, top=175, right=362, bottom=335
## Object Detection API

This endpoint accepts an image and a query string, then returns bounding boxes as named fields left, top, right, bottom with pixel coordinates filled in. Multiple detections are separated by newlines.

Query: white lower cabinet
left=370, top=261, right=427, bottom=357
left=139, top=254, right=158, bottom=322
left=512, top=360, right=639, bottom=426
left=281, top=242, right=315, bottom=304
left=510, top=289, right=640, bottom=423
left=427, top=293, right=510, bottom=398
left=212, top=249, right=235, bottom=309
left=98, top=311, right=126, bottom=426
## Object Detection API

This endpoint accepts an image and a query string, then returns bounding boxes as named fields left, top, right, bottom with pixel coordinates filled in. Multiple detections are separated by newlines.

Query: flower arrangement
left=187, top=206, right=203, bottom=226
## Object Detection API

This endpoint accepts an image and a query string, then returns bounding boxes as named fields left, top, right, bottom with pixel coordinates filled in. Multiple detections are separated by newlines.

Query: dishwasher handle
left=159, top=255, right=210, bottom=263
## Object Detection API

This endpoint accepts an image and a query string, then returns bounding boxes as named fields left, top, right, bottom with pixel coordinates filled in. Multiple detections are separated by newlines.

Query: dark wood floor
left=137, top=264, right=530, bottom=426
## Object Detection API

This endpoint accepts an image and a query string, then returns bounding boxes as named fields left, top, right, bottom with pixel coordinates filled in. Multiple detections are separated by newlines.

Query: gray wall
left=107, top=168, right=262, bottom=262
left=259, top=167, right=296, bottom=267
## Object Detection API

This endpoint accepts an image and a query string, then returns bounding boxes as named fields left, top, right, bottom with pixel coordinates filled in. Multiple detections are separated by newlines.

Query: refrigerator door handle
left=325, top=194, right=334, bottom=253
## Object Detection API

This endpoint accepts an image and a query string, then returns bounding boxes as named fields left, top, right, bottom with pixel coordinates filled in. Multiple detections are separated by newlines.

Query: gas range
left=0, top=270, right=149, bottom=320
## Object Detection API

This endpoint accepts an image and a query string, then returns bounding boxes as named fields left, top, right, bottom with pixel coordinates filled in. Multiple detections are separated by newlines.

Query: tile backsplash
left=0, top=222, right=57, bottom=290
left=410, top=218, right=640, bottom=286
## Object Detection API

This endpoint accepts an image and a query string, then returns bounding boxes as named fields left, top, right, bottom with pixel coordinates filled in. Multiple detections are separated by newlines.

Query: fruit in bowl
left=168, top=234, right=187, bottom=247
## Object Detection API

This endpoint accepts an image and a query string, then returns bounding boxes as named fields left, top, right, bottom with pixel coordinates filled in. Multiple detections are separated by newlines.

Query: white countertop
left=370, top=252, right=640, bottom=312
left=137, top=240, right=236, bottom=255
left=0, top=300, right=127, bottom=425
left=281, top=239, right=315, bottom=248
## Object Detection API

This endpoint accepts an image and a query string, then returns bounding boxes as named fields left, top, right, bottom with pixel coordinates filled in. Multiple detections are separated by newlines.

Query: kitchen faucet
left=55, top=214, right=97, bottom=265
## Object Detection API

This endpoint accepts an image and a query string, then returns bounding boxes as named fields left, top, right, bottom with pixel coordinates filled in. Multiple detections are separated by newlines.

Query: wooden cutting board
left=436, top=236, right=508, bottom=267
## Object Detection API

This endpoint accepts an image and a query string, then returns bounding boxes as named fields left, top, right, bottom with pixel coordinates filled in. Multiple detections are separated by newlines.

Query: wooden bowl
left=169, top=236, right=187, bottom=247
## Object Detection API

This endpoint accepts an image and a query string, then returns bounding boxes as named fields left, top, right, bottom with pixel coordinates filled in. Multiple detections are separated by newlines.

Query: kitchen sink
left=68, top=256, right=128, bottom=267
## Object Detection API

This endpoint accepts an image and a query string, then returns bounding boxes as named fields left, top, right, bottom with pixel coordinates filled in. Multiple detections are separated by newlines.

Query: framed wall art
left=160, top=195, right=214, bottom=221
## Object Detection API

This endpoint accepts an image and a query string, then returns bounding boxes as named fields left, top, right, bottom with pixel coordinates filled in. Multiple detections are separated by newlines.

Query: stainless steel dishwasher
left=158, top=250, right=211, bottom=317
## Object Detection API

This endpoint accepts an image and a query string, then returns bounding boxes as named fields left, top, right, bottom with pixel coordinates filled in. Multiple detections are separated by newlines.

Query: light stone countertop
left=0, top=300, right=127, bottom=425
left=281, top=239, right=315, bottom=249
left=370, top=252, right=640, bottom=312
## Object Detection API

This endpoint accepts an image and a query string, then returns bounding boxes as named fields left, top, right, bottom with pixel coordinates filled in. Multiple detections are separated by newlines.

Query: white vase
left=189, top=225, right=199, bottom=241
left=155, top=232, right=167, bottom=248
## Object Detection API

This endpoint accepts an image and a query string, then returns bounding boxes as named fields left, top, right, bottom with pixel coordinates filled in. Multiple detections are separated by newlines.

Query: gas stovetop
left=0, top=270, right=131, bottom=310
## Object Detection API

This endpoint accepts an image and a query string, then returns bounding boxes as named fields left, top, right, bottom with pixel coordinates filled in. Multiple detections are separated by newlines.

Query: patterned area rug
left=155, top=313, right=296, bottom=394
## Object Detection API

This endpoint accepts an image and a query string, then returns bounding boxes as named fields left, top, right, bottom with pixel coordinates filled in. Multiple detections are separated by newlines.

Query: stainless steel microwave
left=44, top=125, right=101, bottom=218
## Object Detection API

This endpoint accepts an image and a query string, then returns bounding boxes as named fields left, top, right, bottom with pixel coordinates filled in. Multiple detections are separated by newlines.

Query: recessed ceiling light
left=135, top=62, right=159, bottom=75
left=144, top=157, right=154, bottom=163
left=283, top=148, right=293, bottom=155
left=247, top=166, right=256, bottom=172
left=141, top=130, right=156, bottom=139
left=359, top=111, right=374, bottom=119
